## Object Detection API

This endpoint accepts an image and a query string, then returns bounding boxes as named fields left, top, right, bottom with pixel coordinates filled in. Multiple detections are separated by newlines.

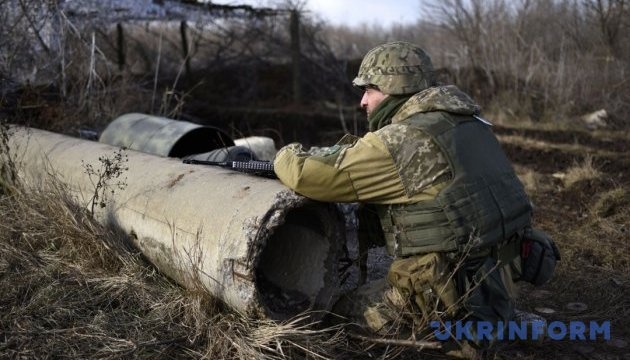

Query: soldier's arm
left=274, top=131, right=443, bottom=204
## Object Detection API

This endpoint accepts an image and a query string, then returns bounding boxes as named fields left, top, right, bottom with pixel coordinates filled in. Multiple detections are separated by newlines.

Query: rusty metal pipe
left=9, top=126, right=344, bottom=319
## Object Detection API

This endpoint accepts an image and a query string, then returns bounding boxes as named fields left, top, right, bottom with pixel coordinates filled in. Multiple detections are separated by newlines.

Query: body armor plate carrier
left=378, top=111, right=532, bottom=257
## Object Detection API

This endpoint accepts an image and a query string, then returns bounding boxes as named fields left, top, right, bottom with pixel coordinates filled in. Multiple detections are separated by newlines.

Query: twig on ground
left=348, top=332, right=442, bottom=349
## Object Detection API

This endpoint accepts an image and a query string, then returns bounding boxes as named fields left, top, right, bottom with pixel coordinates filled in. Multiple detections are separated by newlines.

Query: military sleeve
left=273, top=132, right=408, bottom=203
left=376, top=123, right=451, bottom=197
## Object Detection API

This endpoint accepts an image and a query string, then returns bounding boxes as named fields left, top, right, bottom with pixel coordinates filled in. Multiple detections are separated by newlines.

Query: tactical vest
left=378, top=112, right=532, bottom=258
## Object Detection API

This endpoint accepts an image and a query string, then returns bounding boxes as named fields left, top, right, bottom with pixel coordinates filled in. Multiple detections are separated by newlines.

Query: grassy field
left=0, top=118, right=628, bottom=359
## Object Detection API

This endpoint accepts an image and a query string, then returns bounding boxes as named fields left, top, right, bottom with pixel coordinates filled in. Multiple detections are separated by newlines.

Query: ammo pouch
left=387, top=253, right=459, bottom=324
left=518, top=227, right=561, bottom=286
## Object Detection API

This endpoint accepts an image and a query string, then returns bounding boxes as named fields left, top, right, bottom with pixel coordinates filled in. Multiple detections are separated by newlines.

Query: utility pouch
left=519, top=227, right=561, bottom=286
left=387, top=253, right=459, bottom=324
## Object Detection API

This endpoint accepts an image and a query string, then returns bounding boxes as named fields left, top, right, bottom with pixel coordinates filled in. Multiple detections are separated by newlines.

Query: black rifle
left=183, top=159, right=277, bottom=179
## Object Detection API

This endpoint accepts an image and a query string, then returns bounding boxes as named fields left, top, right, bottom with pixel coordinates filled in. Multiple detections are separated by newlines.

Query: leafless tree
left=584, top=0, right=627, bottom=56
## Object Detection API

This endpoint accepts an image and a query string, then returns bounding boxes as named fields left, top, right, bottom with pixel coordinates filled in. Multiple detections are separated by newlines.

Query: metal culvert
left=99, top=113, right=234, bottom=157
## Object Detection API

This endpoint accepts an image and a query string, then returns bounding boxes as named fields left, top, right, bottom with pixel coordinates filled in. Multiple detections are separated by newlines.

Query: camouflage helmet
left=353, top=41, right=436, bottom=95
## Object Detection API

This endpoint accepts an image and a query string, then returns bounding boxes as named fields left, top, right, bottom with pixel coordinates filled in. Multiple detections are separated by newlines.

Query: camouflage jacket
left=273, top=85, right=480, bottom=204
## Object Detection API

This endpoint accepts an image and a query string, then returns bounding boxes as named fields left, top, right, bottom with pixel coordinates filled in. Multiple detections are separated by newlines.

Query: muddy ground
left=487, top=124, right=629, bottom=359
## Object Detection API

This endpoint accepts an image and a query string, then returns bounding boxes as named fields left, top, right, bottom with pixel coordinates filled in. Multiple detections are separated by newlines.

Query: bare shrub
left=81, top=147, right=128, bottom=214
left=320, top=0, right=629, bottom=125
left=425, top=0, right=630, bottom=122
left=2, top=0, right=358, bottom=134
left=0, top=1, right=152, bottom=133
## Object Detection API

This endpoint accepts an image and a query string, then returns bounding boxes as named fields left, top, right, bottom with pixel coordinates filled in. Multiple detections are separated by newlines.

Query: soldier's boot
left=513, top=308, right=547, bottom=343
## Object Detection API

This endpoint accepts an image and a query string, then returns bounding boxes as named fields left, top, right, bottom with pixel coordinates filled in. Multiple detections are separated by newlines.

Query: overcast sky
left=212, top=0, right=424, bottom=27
left=303, top=0, right=423, bottom=27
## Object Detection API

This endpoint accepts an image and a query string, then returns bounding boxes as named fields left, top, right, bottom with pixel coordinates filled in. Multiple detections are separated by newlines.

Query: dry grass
left=0, top=172, right=349, bottom=359
left=513, top=165, right=555, bottom=194
left=526, top=185, right=630, bottom=333
left=496, top=134, right=621, bottom=159
left=593, top=188, right=630, bottom=220
left=574, top=187, right=630, bottom=272
left=508, top=130, right=630, bottom=358
left=560, top=155, right=602, bottom=189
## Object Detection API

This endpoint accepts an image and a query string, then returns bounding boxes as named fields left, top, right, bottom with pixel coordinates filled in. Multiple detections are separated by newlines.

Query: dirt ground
left=333, top=121, right=629, bottom=359
left=488, top=123, right=630, bottom=359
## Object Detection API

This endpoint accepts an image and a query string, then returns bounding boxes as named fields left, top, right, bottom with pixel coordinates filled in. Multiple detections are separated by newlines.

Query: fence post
left=290, top=9, right=301, bottom=104
left=180, top=20, right=192, bottom=77
left=117, top=23, right=125, bottom=71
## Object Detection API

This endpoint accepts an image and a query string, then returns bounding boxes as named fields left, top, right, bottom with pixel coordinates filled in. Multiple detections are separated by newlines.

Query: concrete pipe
left=9, top=126, right=345, bottom=320
left=99, top=113, right=234, bottom=157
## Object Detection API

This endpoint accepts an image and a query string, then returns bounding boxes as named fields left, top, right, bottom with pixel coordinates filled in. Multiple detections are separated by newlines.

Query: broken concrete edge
left=243, top=189, right=346, bottom=320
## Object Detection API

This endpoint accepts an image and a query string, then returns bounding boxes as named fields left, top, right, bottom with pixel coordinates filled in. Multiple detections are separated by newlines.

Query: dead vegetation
left=0, top=0, right=629, bottom=359
left=0, top=167, right=353, bottom=358
left=498, top=126, right=630, bottom=359
left=325, top=0, right=630, bottom=127
left=1, top=120, right=627, bottom=359
left=559, top=155, right=603, bottom=189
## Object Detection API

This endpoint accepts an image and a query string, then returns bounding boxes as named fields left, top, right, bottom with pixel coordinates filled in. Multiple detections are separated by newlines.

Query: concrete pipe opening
left=255, top=204, right=340, bottom=320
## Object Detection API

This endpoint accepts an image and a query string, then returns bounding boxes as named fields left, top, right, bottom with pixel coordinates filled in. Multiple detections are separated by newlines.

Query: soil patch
left=494, top=125, right=630, bottom=153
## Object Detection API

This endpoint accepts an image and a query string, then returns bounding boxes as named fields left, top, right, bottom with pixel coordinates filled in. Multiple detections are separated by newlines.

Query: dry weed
left=560, top=155, right=602, bottom=189
left=593, top=187, right=630, bottom=220
left=584, top=187, right=630, bottom=272
left=0, top=172, right=348, bottom=359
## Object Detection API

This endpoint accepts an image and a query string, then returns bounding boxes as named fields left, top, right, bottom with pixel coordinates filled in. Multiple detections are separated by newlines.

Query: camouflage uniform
left=273, top=42, right=532, bottom=355
left=273, top=85, right=475, bottom=205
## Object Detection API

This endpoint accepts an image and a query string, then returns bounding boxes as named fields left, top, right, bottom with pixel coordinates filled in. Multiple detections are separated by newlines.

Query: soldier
left=273, top=41, right=543, bottom=357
